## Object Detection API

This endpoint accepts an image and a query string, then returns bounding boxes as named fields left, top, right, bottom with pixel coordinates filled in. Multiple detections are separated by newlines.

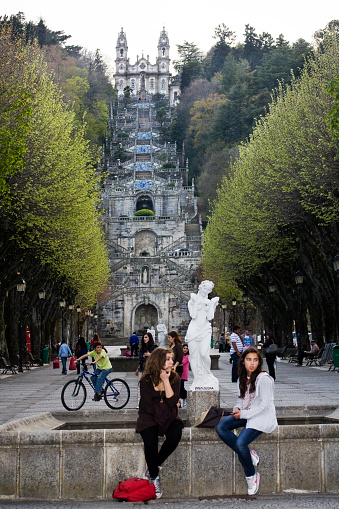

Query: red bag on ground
left=53, top=358, right=59, bottom=369
left=69, top=356, right=77, bottom=370
left=112, top=477, right=156, bottom=502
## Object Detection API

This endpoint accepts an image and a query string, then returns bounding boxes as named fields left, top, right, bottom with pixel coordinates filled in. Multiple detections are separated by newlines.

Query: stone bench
left=109, top=354, right=220, bottom=372
left=1, top=409, right=338, bottom=500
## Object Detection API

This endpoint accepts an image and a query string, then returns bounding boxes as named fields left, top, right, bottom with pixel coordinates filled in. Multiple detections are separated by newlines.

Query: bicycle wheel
left=104, top=378, right=130, bottom=409
left=61, top=379, right=87, bottom=411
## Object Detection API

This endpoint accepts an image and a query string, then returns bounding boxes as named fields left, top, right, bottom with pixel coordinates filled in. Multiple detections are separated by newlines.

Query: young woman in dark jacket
left=261, top=331, right=277, bottom=380
left=135, top=332, right=157, bottom=376
left=136, top=347, right=183, bottom=499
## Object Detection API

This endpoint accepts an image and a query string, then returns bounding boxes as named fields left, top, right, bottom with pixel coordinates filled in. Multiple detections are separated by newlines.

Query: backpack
left=112, top=477, right=156, bottom=502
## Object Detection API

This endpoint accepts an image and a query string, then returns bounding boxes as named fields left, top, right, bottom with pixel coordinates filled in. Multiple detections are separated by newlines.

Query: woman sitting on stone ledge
left=136, top=347, right=184, bottom=499
left=215, top=347, right=277, bottom=496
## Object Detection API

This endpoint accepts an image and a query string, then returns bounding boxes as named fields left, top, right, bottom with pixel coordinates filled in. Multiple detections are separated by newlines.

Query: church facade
left=114, top=27, right=180, bottom=107
left=98, top=44, right=201, bottom=340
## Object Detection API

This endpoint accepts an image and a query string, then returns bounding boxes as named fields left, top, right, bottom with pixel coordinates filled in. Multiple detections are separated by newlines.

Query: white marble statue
left=147, top=325, right=156, bottom=341
left=185, top=280, right=219, bottom=391
left=156, top=319, right=167, bottom=347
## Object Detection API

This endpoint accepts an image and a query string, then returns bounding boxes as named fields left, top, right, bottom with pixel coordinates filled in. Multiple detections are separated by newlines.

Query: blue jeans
left=231, top=352, right=239, bottom=382
left=91, top=367, right=112, bottom=394
left=61, top=357, right=67, bottom=373
left=216, top=415, right=262, bottom=477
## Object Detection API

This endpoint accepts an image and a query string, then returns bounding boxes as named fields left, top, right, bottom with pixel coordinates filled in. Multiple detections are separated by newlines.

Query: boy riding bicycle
left=77, top=342, right=112, bottom=401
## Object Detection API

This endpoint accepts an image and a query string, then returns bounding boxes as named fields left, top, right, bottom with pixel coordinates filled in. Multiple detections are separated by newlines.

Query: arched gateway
left=134, top=304, right=158, bottom=336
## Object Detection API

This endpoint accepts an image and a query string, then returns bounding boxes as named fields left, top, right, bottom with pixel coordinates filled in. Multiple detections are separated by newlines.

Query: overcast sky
left=1, top=1, right=338, bottom=74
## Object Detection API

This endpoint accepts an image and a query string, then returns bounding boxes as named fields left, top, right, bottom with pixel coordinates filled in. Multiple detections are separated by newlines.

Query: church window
left=120, top=81, right=123, bottom=90
left=131, top=80, right=135, bottom=89
left=162, top=47, right=165, bottom=56
left=161, top=80, right=166, bottom=89
left=120, top=48, right=124, bottom=57
left=150, top=80, right=154, bottom=89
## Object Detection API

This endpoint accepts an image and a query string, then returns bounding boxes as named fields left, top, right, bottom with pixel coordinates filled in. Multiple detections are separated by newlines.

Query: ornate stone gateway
left=134, top=304, right=158, bottom=336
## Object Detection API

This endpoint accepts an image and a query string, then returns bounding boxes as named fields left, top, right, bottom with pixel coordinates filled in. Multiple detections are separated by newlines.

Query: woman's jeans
left=216, top=415, right=262, bottom=477
left=140, top=421, right=182, bottom=479
left=91, top=367, right=112, bottom=393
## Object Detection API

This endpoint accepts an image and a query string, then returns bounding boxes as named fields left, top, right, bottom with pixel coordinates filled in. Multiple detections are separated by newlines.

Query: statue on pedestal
left=156, top=319, right=167, bottom=347
left=185, top=280, right=219, bottom=391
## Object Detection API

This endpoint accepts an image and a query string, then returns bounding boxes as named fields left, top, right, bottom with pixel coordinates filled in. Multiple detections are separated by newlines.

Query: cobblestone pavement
left=0, top=352, right=338, bottom=425
left=1, top=494, right=339, bottom=509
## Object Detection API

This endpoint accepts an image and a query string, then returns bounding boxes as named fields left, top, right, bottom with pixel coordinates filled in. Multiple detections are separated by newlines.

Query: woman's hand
left=135, top=368, right=140, bottom=376
left=160, top=368, right=171, bottom=383
left=231, top=408, right=241, bottom=419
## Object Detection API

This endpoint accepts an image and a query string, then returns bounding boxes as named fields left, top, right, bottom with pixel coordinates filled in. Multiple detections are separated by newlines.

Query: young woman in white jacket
left=216, top=347, right=277, bottom=495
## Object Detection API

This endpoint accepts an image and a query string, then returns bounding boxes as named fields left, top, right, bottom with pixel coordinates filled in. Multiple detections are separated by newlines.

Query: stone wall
left=0, top=418, right=338, bottom=500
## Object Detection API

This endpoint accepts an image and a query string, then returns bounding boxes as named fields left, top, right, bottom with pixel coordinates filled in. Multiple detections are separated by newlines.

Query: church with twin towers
left=97, top=28, right=202, bottom=343
left=113, top=27, right=180, bottom=107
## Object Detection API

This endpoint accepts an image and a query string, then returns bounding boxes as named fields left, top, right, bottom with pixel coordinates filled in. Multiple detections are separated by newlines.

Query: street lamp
left=59, top=298, right=66, bottom=343
left=232, top=298, right=237, bottom=328
left=38, top=289, right=46, bottom=365
left=221, top=304, right=227, bottom=335
left=94, top=313, right=98, bottom=334
left=333, top=253, right=339, bottom=340
left=86, top=310, right=91, bottom=343
left=268, top=281, right=276, bottom=331
left=76, top=305, right=81, bottom=340
left=295, top=270, right=304, bottom=365
left=17, top=277, right=26, bottom=373
left=242, top=293, right=248, bottom=329
left=68, top=303, right=74, bottom=349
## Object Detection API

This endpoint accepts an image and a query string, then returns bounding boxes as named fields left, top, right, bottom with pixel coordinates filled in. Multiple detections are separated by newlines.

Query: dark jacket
left=136, top=374, right=183, bottom=435
left=138, top=344, right=157, bottom=373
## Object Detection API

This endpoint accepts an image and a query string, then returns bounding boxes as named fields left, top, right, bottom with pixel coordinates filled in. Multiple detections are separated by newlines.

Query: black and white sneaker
left=151, top=475, right=162, bottom=499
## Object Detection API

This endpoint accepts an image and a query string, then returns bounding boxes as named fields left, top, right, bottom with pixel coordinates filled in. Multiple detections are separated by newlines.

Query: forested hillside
left=170, top=23, right=315, bottom=217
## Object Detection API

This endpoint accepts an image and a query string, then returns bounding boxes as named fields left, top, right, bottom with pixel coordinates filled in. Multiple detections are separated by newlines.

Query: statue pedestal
left=186, top=389, right=220, bottom=427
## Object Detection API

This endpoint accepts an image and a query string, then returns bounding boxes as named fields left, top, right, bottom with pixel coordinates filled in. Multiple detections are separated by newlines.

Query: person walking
left=230, top=326, right=243, bottom=382
left=136, top=347, right=184, bottom=499
left=219, top=333, right=225, bottom=353
left=75, top=336, right=88, bottom=374
left=129, top=332, right=140, bottom=357
left=180, top=344, right=189, bottom=407
left=261, top=331, right=277, bottom=380
left=216, top=347, right=277, bottom=496
left=58, top=339, right=72, bottom=375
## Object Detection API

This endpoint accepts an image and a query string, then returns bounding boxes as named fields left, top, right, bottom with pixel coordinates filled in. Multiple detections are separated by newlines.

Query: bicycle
left=61, top=367, right=130, bottom=411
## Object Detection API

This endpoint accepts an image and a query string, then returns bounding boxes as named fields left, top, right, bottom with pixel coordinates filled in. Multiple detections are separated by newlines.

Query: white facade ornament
left=156, top=319, right=167, bottom=347
left=185, top=280, right=219, bottom=391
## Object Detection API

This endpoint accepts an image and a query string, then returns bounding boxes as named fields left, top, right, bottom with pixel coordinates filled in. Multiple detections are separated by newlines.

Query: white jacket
left=235, top=372, right=278, bottom=433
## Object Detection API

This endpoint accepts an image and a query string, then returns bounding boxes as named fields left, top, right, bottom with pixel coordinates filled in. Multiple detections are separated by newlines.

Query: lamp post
left=333, top=253, right=339, bottom=340
left=17, top=277, right=26, bottom=373
left=242, top=293, right=248, bottom=329
left=38, top=288, right=46, bottom=365
left=68, top=303, right=74, bottom=349
left=86, top=310, right=91, bottom=344
left=76, top=305, right=81, bottom=340
left=232, top=298, right=237, bottom=328
left=221, top=304, right=227, bottom=335
left=94, top=313, right=98, bottom=334
left=295, top=270, right=304, bottom=365
left=59, top=298, right=66, bottom=343
left=268, top=281, right=276, bottom=331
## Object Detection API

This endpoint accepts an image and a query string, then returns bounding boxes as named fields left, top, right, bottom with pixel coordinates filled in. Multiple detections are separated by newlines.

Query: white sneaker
left=246, top=472, right=260, bottom=495
left=151, top=475, right=162, bottom=499
left=250, top=450, right=260, bottom=467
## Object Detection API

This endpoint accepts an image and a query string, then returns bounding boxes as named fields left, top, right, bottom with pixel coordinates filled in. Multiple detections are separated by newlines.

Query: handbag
left=266, top=342, right=278, bottom=355
left=194, top=406, right=230, bottom=428
left=53, top=358, right=60, bottom=369
left=69, top=356, right=77, bottom=370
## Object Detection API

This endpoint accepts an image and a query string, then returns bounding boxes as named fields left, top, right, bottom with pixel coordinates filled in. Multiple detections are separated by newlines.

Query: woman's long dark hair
left=140, top=332, right=154, bottom=352
left=238, top=347, right=264, bottom=398
left=141, top=347, right=179, bottom=386
left=168, top=330, right=182, bottom=345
